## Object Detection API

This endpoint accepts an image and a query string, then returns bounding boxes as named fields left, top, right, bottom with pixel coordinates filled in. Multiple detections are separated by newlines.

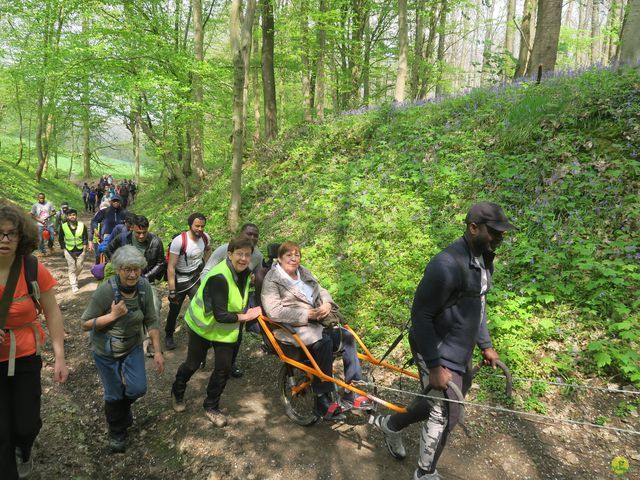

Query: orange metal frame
left=257, top=315, right=419, bottom=413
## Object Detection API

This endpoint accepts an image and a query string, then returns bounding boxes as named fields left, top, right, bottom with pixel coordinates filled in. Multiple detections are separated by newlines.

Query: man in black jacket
left=106, top=215, right=166, bottom=283
left=371, top=202, right=514, bottom=480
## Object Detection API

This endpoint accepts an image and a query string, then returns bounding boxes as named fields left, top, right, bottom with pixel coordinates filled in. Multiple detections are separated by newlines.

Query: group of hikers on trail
left=80, top=175, right=137, bottom=213
left=1, top=188, right=515, bottom=480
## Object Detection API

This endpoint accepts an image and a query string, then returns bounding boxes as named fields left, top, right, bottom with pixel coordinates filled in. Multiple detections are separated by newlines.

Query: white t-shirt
left=31, top=202, right=55, bottom=227
left=474, top=256, right=489, bottom=326
left=170, top=232, right=211, bottom=283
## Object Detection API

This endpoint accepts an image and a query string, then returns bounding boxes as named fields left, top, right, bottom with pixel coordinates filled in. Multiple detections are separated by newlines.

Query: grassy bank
left=138, top=67, right=639, bottom=389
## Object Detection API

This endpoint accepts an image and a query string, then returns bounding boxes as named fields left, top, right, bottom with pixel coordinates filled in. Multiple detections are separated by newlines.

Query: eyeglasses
left=121, top=267, right=141, bottom=275
left=0, top=231, right=19, bottom=242
left=233, top=251, right=252, bottom=259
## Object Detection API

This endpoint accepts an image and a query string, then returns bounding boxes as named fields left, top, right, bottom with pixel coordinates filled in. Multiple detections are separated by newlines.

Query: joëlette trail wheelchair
left=257, top=314, right=513, bottom=427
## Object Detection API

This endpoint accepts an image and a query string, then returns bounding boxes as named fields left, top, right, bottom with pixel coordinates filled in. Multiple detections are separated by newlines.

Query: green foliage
left=139, top=67, right=640, bottom=386
left=0, top=154, right=83, bottom=209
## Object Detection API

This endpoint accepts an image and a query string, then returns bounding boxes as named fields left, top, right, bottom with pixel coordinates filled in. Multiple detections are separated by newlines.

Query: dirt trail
left=29, top=215, right=639, bottom=479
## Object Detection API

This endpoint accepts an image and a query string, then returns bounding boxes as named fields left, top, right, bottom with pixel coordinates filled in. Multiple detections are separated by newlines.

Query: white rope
left=361, top=381, right=640, bottom=436
left=479, top=372, right=640, bottom=395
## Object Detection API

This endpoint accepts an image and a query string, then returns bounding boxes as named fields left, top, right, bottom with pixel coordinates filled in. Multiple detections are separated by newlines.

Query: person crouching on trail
left=80, top=245, right=164, bottom=453
left=370, top=202, right=514, bottom=480
left=58, top=209, right=88, bottom=294
left=170, top=236, right=262, bottom=427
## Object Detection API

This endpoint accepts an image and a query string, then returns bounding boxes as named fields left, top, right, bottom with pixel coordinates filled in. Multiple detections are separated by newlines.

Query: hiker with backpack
left=80, top=245, right=164, bottom=453
left=58, top=208, right=88, bottom=294
left=106, top=215, right=166, bottom=355
left=0, top=202, right=69, bottom=479
left=200, top=223, right=263, bottom=377
left=170, top=236, right=262, bottom=427
left=81, top=183, right=91, bottom=211
left=88, top=195, right=127, bottom=254
left=164, top=213, right=211, bottom=351
left=30, top=193, right=56, bottom=256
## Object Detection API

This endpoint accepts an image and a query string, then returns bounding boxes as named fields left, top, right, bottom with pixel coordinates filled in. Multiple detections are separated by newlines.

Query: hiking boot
left=171, top=391, right=186, bottom=413
left=230, top=363, right=243, bottom=378
left=369, top=414, right=406, bottom=460
left=204, top=409, right=227, bottom=427
left=414, top=469, right=442, bottom=480
left=15, top=447, right=33, bottom=479
left=165, top=336, right=176, bottom=351
left=108, top=433, right=127, bottom=453
left=314, top=393, right=346, bottom=422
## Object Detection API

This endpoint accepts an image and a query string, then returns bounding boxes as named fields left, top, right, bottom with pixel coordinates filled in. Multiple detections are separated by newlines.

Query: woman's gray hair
left=111, top=245, right=147, bottom=271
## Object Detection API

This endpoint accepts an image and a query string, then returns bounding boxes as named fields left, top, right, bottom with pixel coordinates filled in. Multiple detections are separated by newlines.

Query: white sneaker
left=71, top=285, right=79, bottom=294
left=15, top=447, right=33, bottom=479
left=369, top=414, right=406, bottom=459
left=414, top=469, right=442, bottom=480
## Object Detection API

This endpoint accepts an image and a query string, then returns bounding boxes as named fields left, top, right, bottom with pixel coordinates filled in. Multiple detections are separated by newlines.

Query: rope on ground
left=477, top=372, right=640, bottom=395
left=360, top=381, right=640, bottom=436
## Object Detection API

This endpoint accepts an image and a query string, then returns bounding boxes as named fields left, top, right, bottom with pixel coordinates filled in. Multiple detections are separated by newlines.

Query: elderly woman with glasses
left=261, top=241, right=372, bottom=422
left=170, top=236, right=262, bottom=428
left=80, top=245, right=164, bottom=453
left=0, top=202, right=68, bottom=480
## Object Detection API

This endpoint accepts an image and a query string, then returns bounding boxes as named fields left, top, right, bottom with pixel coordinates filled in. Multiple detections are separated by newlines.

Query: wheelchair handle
left=471, top=359, right=513, bottom=398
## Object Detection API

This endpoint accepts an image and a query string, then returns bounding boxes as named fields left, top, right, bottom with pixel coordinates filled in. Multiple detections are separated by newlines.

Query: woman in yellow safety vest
left=170, top=236, right=261, bottom=427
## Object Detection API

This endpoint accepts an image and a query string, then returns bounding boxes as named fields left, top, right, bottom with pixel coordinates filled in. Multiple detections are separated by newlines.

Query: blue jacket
left=410, top=236, right=494, bottom=373
left=90, top=207, right=126, bottom=238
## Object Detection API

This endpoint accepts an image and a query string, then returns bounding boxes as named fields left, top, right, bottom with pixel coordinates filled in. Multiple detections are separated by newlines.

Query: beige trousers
left=64, top=249, right=86, bottom=288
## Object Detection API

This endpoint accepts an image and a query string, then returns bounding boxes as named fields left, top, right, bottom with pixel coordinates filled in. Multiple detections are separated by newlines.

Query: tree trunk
left=418, top=5, right=440, bottom=99
left=134, top=105, right=141, bottom=185
left=577, top=0, right=589, bottom=65
left=27, top=113, right=32, bottom=172
left=229, top=0, right=257, bottom=232
left=300, top=2, right=313, bottom=122
left=191, top=0, right=206, bottom=180
left=14, top=81, right=24, bottom=167
left=591, top=0, right=601, bottom=64
left=410, top=0, right=426, bottom=100
left=251, top=13, right=262, bottom=143
left=349, top=0, right=367, bottom=106
left=68, top=124, right=75, bottom=181
left=435, top=0, right=449, bottom=95
left=261, top=0, right=277, bottom=141
left=315, top=0, right=327, bottom=120
left=515, top=0, right=536, bottom=77
left=362, top=16, right=371, bottom=105
left=82, top=99, right=91, bottom=179
left=394, top=0, right=409, bottom=102
left=505, top=0, right=517, bottom=55
left=526, top=0, right=563, bottom=76
left=481, top=0, right=495, bottom=83
left=619, top=0, right=640, bottom=64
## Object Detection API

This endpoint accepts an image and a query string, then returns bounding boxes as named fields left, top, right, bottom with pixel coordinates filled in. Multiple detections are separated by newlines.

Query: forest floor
left=29, top=214, right=639, bottom=480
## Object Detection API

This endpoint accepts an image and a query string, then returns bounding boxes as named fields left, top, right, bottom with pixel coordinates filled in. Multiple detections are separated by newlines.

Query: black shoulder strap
left=0, top=256, right=22, bottom=330
left=23, top=254, right=42, bottom=314
left=108, top=277, right=122, bottom=304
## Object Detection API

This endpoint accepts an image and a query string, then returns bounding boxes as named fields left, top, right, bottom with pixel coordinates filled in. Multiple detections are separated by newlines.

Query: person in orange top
left=0, top=202, right=68, bottom=480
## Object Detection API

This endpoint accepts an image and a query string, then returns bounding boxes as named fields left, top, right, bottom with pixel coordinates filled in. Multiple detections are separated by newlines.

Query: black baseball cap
left=465, top=202, right=515, bottom=232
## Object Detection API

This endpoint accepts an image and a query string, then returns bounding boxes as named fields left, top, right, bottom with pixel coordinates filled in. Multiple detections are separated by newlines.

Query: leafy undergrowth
left=0, top=154, right=83, bottom=209
left=136, top=67, right=640, bottom=389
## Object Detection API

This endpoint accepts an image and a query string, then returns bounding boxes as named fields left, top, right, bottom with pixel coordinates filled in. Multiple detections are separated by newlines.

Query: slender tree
left=394, top=0, right=409, bottom=102
left=526, top=0, right=563, bottom=76
left=261, top=0, right=277, bottom=141
left=191, top=0, right=206, bottom=180
left=229, top=0, right=257, bottom=231
left=315, top=0, right=327, bottom=120
left=515, top=0, right=536, bottom=77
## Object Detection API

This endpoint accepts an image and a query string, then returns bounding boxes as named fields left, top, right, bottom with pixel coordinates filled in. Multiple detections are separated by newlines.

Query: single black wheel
left=278, top=363, right=320, bottom=426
